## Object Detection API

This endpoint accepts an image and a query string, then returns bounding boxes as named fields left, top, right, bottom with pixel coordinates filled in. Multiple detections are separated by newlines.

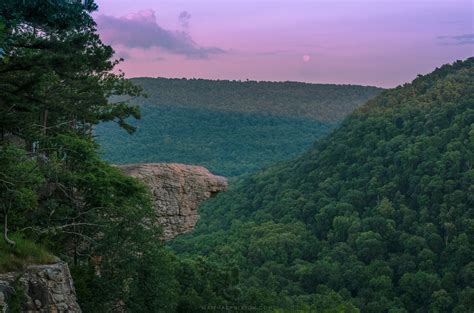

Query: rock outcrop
left=0, top=262, right=81, bottom=312
left=0, top=163, right=226, bottom=312
left=118, top=163, right=228, bottom=241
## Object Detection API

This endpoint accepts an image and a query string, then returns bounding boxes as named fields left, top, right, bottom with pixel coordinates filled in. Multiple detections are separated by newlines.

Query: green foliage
left=1, top=1, right=472, bottom=312
left=96, top=105, right=334, bottom=177
left=0, top=21, right=5, bottom=60
left=171, top=58, right=474, bottom=312
left=131, top=78, right=383, bottom=122
left=0, top=0, right=141, bottom=145
left=0, top=3, right=245, bottom=312
left=7, top=278, right=26, bottom=313
left=96, top=79, right=381, bottom=177
left=0, top=145, right=44, bottom=227
left=0, top=233, right=55, bottom=273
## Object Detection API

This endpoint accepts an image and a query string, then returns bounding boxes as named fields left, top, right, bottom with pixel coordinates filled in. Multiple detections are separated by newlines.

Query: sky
left=94, top=0, right=473, bottom=88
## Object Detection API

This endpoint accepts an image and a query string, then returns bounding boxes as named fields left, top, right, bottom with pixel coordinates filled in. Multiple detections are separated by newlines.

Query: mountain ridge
left=170, top=58, right=474, bottom=312
left=96, top=79, right=382, bottom=177
left=128, top=77, right=384, bottom=122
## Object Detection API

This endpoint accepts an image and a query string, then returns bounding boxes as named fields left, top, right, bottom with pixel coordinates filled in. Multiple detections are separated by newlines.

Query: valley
left=96, top=79, right=382, bottom=177
left=170, top=58, right=474, bottom=312
left=0, top=1, right=472, bottom=312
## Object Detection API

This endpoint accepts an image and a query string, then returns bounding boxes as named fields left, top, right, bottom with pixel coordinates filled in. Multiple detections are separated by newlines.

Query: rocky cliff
left=118, top=163, right=228, bottom=241
left=0, top=262, right=81, bottom=312
left=0, top=163, right=225, bottom=312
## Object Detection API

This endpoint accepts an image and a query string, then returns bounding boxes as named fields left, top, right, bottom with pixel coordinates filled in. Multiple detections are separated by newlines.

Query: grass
left=0, top=232, right=56, bottom=273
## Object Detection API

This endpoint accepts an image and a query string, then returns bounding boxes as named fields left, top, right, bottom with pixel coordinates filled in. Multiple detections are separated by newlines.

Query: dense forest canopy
left=96, top=79, right=381, bottom=177
left=96, top=105, right=333, bottom=177
left=1, top=1, right=472, bottom=312
left=0, top=1, right=244, bottom=312
left=171, top=58, right=474, bottom=312
left=130, top=77, right=383, bottom=122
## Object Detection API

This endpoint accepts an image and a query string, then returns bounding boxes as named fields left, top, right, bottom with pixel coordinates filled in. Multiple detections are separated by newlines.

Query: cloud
left=437, top=34, right=474, bottom=45
left=96, top=10, right=225, bottom=59
left=179, top=11, right=191, bottom=29
left=114, top=49, right=131, bottom=60
left=256, top=50, right=289, bottom=56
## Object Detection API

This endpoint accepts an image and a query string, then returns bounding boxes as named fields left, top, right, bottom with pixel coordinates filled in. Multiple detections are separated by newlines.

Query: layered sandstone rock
left=118, top=163, right=228, bottom=241
left=0, top=262, right=81, bottom=312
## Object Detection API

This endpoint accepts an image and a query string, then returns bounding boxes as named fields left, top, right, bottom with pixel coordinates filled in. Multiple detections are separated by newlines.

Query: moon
left=303, top=55, right=311, bottom=62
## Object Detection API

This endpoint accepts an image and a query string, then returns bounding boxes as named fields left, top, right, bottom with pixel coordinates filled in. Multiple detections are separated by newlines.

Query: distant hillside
left=171, top=58, right=474, bottom=311
left=96, top=79, right=382, bottom=177
left=96, top=105, right=333, bottom=177
left=130, top=78, right=383, bottom=122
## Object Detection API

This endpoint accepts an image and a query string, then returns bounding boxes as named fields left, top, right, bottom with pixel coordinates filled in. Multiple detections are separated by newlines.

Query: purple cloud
left=179, top=11, right=191, bottom=29
left=96, top=10, right=224, bottom=59
left=437, top=34, right=474, bottom=45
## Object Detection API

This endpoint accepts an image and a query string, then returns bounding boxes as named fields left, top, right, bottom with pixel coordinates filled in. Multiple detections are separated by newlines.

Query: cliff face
left=118, top=163, right=228, bottom=241
left=0, top=163, right=224, bottom=311
left=0, top=262, right=81, bottom=312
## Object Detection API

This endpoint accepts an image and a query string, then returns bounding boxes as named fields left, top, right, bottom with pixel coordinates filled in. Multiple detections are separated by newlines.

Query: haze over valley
left=96, top=79, right=382, bottom=176
left=0, top=1, right=472, bottom=312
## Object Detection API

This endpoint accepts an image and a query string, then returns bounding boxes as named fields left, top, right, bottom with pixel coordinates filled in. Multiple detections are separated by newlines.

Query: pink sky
left=94, top=0, right=473, bottom=88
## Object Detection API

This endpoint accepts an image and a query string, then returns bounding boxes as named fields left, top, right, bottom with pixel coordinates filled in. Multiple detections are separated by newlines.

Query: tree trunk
left=3, top=213, right=16, bottom=247
left=43, top=109, right=48, bottom=135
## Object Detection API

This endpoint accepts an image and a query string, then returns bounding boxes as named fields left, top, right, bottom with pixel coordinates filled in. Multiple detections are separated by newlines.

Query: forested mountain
left=129, top=78, right=383, bottom=122
left=0, top=2, right=251, bottom=312
left=96, top=106, right=333, bottom=177
left=96, top=79, right=382, bottom=177
left=1, top=1, right=472, bottom=313
left=171, top=58, right=474, bottom=312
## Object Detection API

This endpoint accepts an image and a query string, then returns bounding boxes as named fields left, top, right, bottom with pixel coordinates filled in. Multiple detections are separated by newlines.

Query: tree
left=169, top=58, right=474, bottom=311
left=0, top=21, right=5, bottom=60
left=0, top=145, right=44, bottom=246
left=0, top=0, right=141, bottom=150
